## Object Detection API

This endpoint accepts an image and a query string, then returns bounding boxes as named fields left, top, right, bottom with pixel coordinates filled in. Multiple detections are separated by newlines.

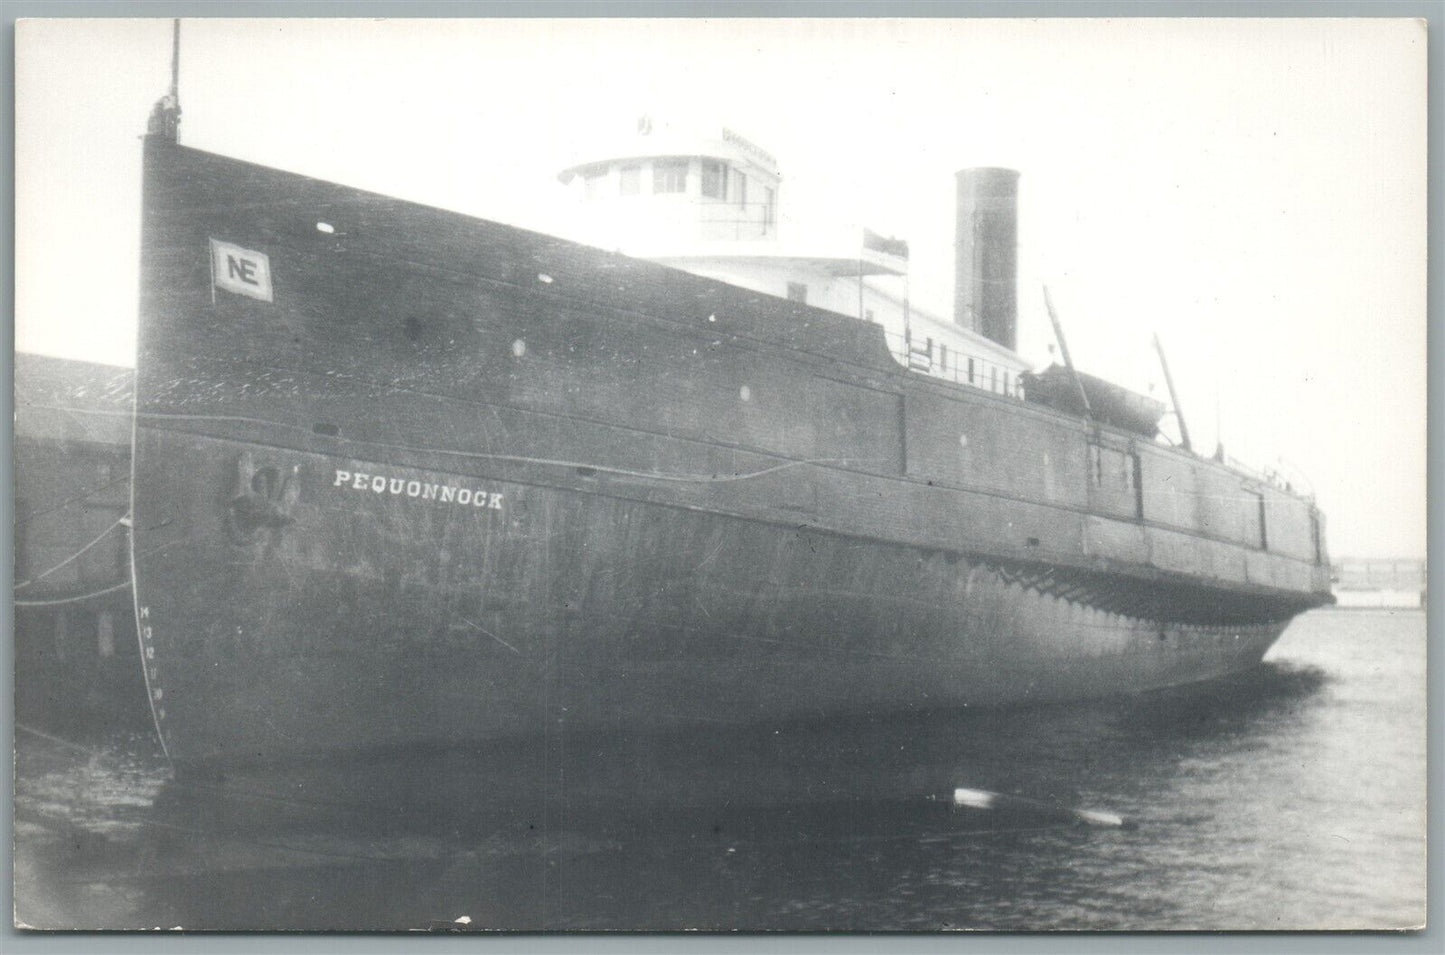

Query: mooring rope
left=15, top=722, right=113, bottom=758
left=14, top=473, right=132, bottom=529
left=22, top=403, right=872, bottom=484
left=14, top=514, right=131, bottom=591
left=13, top=580, right=133, bottom=607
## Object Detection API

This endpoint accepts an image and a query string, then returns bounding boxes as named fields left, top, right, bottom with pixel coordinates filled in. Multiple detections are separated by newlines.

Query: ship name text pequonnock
left=333, top=469, right=504, bottom=511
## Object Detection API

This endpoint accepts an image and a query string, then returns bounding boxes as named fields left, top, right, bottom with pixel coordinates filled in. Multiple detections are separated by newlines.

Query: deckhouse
left=557, top=117, right=1029, bottom=397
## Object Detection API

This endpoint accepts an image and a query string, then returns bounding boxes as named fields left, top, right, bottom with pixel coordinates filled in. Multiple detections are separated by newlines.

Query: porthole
left=512, top=338, right=527, bottom=358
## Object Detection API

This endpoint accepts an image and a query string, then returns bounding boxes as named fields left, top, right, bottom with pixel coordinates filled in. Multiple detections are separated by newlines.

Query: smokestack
left=954, top=168, right=1020, bottom=351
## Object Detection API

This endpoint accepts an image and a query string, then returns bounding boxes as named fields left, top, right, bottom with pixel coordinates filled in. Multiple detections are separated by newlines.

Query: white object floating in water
left=951, top=787, right=996, bottom=810
left=1071, top=808, right=1128, bottom=828
left=952, top=787, right=1131, bottom=829
left=454, top=915, right=472, bottom=925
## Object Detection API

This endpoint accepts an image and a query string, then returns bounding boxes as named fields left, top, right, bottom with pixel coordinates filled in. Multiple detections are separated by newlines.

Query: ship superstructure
left=557, top=117, right=1028, bottom=396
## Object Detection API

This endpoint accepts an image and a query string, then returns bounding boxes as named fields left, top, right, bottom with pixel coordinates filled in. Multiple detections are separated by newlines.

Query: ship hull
left=131, top=137, right=1326, bottom=765
left=134, top=427, right=1283, bottom=763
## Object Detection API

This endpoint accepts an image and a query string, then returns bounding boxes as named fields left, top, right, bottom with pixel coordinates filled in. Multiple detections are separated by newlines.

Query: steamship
left=131, top=106, right=1333, bottom=766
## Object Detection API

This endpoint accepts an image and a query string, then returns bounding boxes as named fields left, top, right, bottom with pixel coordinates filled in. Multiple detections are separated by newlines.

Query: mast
left=147, top=19, right=182, bottom=140
left=1041, top=286, right=1092, bottom=421
left=1153, top=332, right=1192, bottom=453
left=170, top=18, right=180, bottom=104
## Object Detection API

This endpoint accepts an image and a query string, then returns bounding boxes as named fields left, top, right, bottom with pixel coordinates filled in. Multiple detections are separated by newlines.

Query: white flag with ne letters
left=210, top=238, right=273, bottom=302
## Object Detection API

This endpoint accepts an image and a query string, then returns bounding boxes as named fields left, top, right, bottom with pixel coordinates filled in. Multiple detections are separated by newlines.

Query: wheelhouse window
left=653, top=159, right=688, bottom=194
left=787, top=282, right=808, bottom=303
left=701, top=159, right=726, bottom=199
left=734, top=170, right=748, bottom=208
left=763, top=186, right=776, bottom=232
left=619, top=164, right=641, bottom=196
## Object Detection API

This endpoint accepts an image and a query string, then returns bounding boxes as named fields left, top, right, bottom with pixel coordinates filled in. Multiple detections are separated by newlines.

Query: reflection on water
left=13, top=610, right=1425, bottom=931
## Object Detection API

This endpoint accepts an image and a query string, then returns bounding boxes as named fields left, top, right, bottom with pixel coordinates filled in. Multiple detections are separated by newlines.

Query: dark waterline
left=13, top=608, right=1425, bottom=930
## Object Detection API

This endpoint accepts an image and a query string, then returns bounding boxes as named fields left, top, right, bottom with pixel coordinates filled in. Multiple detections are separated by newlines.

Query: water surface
left=13, top=608, right=1426, bottom=930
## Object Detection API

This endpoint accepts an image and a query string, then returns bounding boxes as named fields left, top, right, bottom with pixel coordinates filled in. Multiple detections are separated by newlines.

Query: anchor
left=227, top=451, right=299, bottom=542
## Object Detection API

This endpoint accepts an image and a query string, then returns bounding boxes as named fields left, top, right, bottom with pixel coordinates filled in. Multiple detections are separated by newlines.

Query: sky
left=14, top=17, right=1427, bottom=559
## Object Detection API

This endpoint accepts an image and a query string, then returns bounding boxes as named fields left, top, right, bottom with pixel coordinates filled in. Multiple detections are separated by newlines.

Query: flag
left=210, top=238, right=273, bottom=302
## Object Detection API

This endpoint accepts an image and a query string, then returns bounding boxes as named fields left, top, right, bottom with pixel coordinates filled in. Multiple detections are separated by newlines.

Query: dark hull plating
left=132, top=138, right=1331, bottom=763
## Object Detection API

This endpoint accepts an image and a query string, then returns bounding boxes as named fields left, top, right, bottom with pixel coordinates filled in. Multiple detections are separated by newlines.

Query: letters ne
left=227, top=255, right=259, bottom=285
